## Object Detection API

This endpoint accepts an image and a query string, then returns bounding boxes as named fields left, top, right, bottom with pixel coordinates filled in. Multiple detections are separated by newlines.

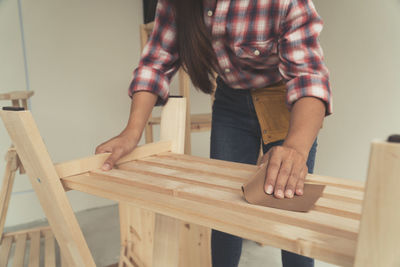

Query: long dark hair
left=172, top=0, right=219, bottom=94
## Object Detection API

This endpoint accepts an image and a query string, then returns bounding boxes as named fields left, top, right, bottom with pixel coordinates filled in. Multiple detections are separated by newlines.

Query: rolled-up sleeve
left=128, top=0, right=180, bottom=106
left=278, top=0, right=332, bottom=115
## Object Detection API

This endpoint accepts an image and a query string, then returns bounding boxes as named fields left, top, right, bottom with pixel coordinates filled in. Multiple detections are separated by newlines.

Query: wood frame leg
left=0, top=149, right=19, bottom=241
left=119, top=203, right=211, bottom=267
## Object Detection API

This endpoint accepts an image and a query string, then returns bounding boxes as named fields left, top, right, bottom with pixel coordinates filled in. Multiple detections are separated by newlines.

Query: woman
left=96, top=0, right=332, bottom=266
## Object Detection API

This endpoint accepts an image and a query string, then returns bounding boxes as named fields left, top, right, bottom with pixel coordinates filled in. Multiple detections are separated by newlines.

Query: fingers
left=263, top=146, right=308, bottom=199
left=102, top=148, right=125, bottom=171
left=285, top=161, right=303, bottom=198
left=264, top=147, right=282, bottom=195
left=295, top=166, right=308, bottom=196
left=274, top=158, right=293, bottom=199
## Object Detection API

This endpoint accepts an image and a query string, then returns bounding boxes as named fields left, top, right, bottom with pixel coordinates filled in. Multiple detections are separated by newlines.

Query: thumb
left=102, top=149, right=124, bottom=171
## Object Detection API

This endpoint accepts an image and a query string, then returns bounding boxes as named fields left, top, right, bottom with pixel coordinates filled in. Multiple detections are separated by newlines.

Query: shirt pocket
left=233, top=39, right=279, bottom=69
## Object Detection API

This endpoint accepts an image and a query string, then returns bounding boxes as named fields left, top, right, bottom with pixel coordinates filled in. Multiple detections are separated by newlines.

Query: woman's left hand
left=260, top=145, right=308, bottom=199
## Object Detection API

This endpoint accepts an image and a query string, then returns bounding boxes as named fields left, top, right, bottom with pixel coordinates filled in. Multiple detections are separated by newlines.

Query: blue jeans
left=210, top=78, right=316, bottom=267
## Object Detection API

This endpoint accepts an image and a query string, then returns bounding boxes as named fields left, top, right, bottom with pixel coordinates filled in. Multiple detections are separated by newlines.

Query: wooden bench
left=0, top=98, right=399, bottom=267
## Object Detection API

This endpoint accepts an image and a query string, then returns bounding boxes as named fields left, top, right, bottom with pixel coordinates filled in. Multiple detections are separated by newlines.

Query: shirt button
left=224, top=68, right=231, bottom=73
left=254, top=49, right=260, bottom=56
left=207, top=10, right=213, bottom=17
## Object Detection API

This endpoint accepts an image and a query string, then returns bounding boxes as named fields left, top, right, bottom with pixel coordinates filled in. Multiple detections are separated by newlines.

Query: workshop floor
left=5, top=205, right=336, bottom=267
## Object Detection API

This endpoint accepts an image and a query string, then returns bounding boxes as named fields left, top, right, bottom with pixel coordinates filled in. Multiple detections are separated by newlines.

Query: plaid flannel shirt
left=129, top=0, right=332, bottom=115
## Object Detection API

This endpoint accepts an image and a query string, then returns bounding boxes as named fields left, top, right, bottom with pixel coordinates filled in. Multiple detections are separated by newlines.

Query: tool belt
left=250, top=80, right=290, bottom=144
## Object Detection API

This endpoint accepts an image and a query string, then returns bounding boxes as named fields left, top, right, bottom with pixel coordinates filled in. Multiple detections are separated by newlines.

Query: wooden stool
left=1, top=100, right=399, bottom=266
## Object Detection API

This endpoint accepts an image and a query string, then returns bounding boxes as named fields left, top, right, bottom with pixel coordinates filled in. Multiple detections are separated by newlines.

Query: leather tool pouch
left=250, top=81, right=290, bottom=144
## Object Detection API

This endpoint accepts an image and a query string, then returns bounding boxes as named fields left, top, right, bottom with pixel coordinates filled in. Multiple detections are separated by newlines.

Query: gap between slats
left=117, top=161, right=363, bottom=219
left=87, top=169, right=360, bottom=240
left=62, top=175, right=357, bottom=267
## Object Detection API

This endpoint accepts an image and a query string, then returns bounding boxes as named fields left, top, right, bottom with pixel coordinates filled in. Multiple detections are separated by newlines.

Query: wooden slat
left=28, top=231, right=40, bottom=267
left=44, top=230, right=56, bottom=267
left=0, top=91, right=34, bottom=101
left=89, top=168, right=359, bottom=238
left=62, top=174, right=357, bottom=267
left=0, top=236, right=13, bottom=267
left=139, top=156, right=254, bottom=182
left=307, top=174, right=364, bottom=191
left=118, top=160, right=362, bottom=219
left=156, top=152, right=257, bottom=172
left=55, top=140, right=172, bottom=179
left=0, top=149, right=18, bottom=241
left=3, top=226, right=51, bottom=238
left=12, top=233, right=27, bottom=267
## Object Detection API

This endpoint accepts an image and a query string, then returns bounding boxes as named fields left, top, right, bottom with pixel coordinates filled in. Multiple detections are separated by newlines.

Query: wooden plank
left=178, top=68, right=192, bottom=155
left=55, top=140, right=172, bottom=179
left=0, top=110, right=95, bottom=267
left=156, top=152, right=257, bottom=172
left=0, top=236, right=13, bottom=267
left=3, top=226, right=51, bottom=238
left=148, top=153, right=257, bottom=179
left=61, top=175, right=356, bottom=267
left=12, top=234, right=27, bottom=267
left=153, top=215, right=180, bottom=267
left=160, top=98, right=186, bottom=154
left=119, top=203, right=155, bottom=267
left=118, top=160, right=242, bottom=192
left=44, top=230, right=56, bottom=267
left=119, top=161, right=362, bottom=220
left=0, top=91, right=34, bottom=101
left=28, top=231, right=40, bottom=267
left=0, top=149, right=18, bottom=241
left=307, top=174, right=364, bottom=191
left=88, top=168, right=359, bottom=239
left=354, top=141, right=400, bottom=267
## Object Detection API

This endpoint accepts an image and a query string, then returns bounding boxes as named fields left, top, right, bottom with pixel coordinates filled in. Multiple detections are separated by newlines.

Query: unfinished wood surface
left=0, top=236, right=13, bottom=267
left=119, top=203, right=155, bottom=267
left=354, top=141, right=400, bottom=267
left=0, top=110, right=95, bottom=267
left=148, top=113, right=212, bottom=132
left=44, top=230, right=56, bottom=267
left=62, top=151, right=365, bottom=267
left=0, top=226, right=62, bottom=267
left=13, top=234, right=27, bottom=267
left=55, top=140, right=172, bottom=179
left=28, top=231, right=40, bottom=267
left=0, top=91, right=34, bottom=101
left=160, top=97, right=186, bottom=155
left=0, top=149, right=18, bottom=241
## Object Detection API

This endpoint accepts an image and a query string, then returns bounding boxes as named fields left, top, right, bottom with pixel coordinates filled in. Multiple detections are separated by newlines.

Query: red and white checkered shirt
left=129, top=0, right=332, bottom=115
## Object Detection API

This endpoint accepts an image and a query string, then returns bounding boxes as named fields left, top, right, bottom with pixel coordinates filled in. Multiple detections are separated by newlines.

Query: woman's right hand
left=95, top=129, right=140, bottom=171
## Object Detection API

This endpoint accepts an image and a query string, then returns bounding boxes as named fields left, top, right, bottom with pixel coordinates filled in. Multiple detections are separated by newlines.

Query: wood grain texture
left=0, top=236, right=13, bottom=267
left=0, top=110, right=95, bottom=267
left=55, top=140, right=172, bottom=179
left=12, top=234, right=27, bottom=267
left=0, top=149, right=18, bottom=241
left=354, top=141, right=400, bottom=267
left=28, top=231, right=40, bottom=267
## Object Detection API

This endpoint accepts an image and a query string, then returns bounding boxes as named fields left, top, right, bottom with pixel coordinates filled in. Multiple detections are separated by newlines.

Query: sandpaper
left=242, top=166, right=325, bottom=212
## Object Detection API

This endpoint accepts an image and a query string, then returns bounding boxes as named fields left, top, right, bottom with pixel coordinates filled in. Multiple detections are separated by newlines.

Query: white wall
left=0, top=0, right=145, bottom=227
left=314, top=0, right=400, bottom=181
left=1, top=0, right=399, bottom=230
